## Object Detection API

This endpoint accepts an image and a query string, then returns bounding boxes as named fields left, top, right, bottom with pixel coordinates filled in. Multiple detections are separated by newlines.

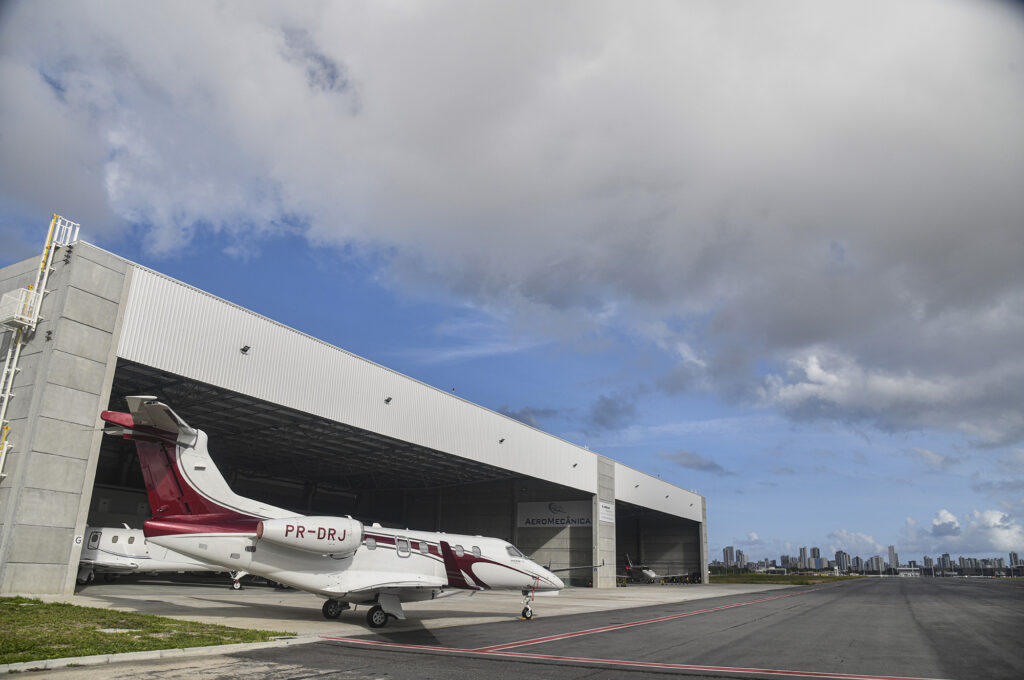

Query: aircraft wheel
left=367, top=605, right=389, bottom=628
left=521, top=606, right=533, bottom=620
left=231, top=579, right=243, bottom=590
left=322, top=599, right=344, bottom=619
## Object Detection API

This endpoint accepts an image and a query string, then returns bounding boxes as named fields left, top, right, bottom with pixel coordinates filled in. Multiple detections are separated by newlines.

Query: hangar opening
left=616, top=501, right=703, bottom=582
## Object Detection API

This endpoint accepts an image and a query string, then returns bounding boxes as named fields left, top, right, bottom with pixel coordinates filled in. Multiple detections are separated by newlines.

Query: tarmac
left=2, top=575, right=787, bottom=674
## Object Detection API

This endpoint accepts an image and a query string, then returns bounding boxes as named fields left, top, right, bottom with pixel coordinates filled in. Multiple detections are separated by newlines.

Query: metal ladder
left=0, top=214, right=80, bottom=480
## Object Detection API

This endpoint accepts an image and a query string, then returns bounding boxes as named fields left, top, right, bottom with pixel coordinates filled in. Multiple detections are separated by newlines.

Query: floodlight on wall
left=498, top=438, right=505, bottom=444
left=240, top=345, right=251, bottom=355
left=572, top=463, right=578, bottom=468
left=384, top=397, right=392, bottom=404
left=634, top=484, right=639, bottom=488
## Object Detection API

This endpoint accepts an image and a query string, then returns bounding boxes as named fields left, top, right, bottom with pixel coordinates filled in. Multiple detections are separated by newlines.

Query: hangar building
left=0, top=232, right=708, bottom=595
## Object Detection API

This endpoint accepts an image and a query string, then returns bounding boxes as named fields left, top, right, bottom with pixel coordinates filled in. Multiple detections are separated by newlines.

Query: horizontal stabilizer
left=101, top=396, right=197, bottom=448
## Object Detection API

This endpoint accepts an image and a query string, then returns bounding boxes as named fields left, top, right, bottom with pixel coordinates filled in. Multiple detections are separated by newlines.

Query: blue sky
left=2, top=1, right=1024, bottom=563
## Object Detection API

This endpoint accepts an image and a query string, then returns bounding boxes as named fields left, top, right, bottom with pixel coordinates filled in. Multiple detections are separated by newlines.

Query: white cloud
left=827, top=529, right=884, bottom=557
left=931, top=509, right=961, bottom=537
left=2, top=0, right=1024, bottom=444
left=909, top=447, right=958, bottom=471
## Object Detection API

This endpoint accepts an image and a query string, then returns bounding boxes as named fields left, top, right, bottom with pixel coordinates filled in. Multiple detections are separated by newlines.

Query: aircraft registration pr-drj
left=101, top=396, right=564, bottom=628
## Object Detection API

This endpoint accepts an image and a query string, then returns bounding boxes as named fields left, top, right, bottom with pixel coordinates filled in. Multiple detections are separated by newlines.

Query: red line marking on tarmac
left=319, top=637, right=952, bottom=680
left=473, top=586, right=830, bottom=652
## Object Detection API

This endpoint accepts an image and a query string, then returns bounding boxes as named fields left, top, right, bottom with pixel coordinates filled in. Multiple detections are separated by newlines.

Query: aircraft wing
left=550, top=559, right=605, bottom=573
left=324, top=571, right=447, bottom=595
left=79, top=559, right=140, bottom=573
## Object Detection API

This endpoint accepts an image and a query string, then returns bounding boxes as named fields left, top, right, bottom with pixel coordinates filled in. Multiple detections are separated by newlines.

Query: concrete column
left=591, top=455, right=616, bottom=588
left=0, top=244, right=130, bottom=594
left=700, top=496, right=709, bottom=584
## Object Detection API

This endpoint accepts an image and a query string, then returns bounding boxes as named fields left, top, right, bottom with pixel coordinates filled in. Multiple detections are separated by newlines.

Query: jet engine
left=256, top=516, right=363, bottom=556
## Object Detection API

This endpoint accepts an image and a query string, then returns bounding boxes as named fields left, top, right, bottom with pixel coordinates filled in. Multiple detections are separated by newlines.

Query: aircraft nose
left=537, top=567, right=564, bottom=590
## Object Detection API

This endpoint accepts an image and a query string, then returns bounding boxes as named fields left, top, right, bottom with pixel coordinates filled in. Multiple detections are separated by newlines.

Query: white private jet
left=620, top=554, right=695, bottom=584
left=101, top=396, right=564, bottom=628
left=77, top=525, right=219, bottom=585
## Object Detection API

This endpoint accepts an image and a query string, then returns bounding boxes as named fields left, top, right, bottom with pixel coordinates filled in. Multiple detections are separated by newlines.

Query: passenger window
left=397, top=538, right=410, bottom=557
left=88, top=532, right=100, bottom=550
left=128, top=536, right=135, bottom=544
left=365, top=537, right=376, bottom=550
left=454, top=544, right=465, bottom=557
left=419, top=542, right=429, bottom=555
left=111, top=535, right=118, bottom=544
left=472, top=546, right=481, bottom=558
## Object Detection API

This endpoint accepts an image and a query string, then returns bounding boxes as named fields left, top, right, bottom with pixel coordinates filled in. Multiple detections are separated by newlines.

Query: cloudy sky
left=3, top=0, right=1023, bottom=563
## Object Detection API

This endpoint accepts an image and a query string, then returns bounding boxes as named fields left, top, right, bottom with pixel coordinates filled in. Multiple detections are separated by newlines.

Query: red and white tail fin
left=101, top=396, right=294, bottom=522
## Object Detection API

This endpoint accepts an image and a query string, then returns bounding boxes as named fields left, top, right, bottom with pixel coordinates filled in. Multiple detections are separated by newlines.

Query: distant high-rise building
left=810, top=547, right=820, bottom=559
left=736, top=550, right=746, bottom=568
left=799, top=546, right=808, bottom=569
left=923, top=556, right=934, bottom=568
left=940, top=553, right=952, bottom=570
left=724, top=546, right=735, bottom=567
left=1011, top=552, right=1020, bottom=567
left=867, top=555, right=884, bottom=573
left=888, top=545, right=899, bottom=570
left=835, top=550, right=851, bottom=572
left=780, top=554, right=791, bottom=568
left=851, top=556, right=863, bottom=572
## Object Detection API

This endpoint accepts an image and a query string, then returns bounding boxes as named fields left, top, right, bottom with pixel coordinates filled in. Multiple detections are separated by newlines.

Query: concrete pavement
left=3, top=576, right=786, bottom=673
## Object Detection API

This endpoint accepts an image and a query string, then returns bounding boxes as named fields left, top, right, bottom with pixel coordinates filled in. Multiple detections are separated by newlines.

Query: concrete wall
left=0, top=243, right=129, bottom=594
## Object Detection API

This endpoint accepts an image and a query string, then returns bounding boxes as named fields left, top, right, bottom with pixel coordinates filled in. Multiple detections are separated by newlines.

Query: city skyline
left=721, top=543, right=1022, bottom=571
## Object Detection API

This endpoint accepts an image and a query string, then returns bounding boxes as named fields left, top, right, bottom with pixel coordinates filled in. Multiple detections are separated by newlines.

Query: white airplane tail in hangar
left=102, top=396, right=563, bottom=628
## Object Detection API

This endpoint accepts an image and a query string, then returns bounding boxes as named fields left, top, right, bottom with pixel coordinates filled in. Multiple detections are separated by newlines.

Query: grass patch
left=0, top=597, right=294, bottom=665
left=709, top=573, right=863, bottom=586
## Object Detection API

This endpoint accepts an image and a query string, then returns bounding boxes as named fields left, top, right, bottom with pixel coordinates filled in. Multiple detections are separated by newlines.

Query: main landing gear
left=229, top=570, right=249, bottom=590
left=322, top=599, right=350, bottom=619
left=366, top=605, right=390, bottom=629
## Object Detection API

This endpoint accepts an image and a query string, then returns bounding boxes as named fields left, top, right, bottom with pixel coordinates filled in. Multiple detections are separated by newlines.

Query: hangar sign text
left=517, top=501, right=592, bottom=527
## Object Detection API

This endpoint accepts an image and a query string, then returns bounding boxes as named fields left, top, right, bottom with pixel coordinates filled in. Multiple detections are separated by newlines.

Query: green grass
left=0, top=597, right=295, bottom=665
left=709, top=573, right=863, bottom=586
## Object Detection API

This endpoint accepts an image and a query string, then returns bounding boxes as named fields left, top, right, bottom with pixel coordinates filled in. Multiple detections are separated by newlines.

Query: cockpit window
left=506, top=545, right=525, bottom=558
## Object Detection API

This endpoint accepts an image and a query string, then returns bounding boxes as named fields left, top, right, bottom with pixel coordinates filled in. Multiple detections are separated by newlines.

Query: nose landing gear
left=520, top=580, right=538, bottom=620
